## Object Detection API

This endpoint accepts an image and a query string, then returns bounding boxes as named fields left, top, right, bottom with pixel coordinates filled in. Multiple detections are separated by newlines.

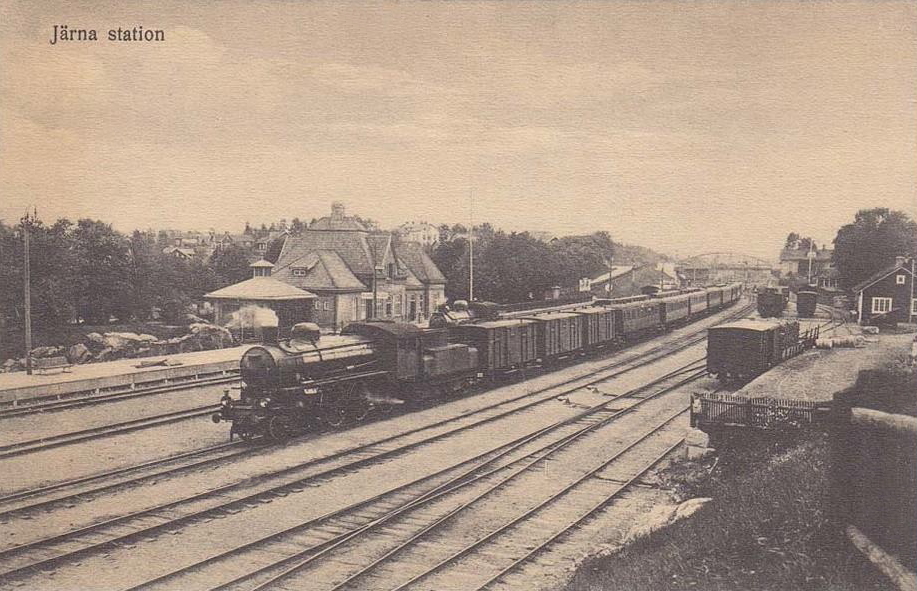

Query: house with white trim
left=851, top=256, right=916, bottom=325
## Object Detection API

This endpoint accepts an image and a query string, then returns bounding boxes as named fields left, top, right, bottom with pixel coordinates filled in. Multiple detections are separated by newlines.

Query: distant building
left=584, top=264, right=678, bottom=298
left=397, top=221, right=439, bottom=247
left=211, top=203, right=447, bottom=331
left=852, top=256, right=916, bottom=325
left=779, top=246, right=834, bottom=282
left=677, top=253, right=775, bottom=287
left=162, top=246, right=196, bottom=260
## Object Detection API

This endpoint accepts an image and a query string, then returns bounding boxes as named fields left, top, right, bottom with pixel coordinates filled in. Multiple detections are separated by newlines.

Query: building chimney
left=331, top=202, right=346, bottom=220
left=896, top=255, right=908, bottom=267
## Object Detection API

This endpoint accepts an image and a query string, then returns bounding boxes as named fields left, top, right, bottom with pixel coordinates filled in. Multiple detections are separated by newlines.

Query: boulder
left=186, top=323, right=234, bottom=350
left=67, top=343, right=92, bottom=364
left=1, top=358, right=22, bottom=373
left=30, top=345, right=63, bottom=358
left=84, top=332, right=107, bottom=351
left=94, top=347, right=117, bottom=362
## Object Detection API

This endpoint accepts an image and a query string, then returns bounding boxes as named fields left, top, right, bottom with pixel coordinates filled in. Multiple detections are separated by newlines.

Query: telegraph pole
left=468, top=189, right=474, bottom=302
left=22, top=212, right=33, bottom=375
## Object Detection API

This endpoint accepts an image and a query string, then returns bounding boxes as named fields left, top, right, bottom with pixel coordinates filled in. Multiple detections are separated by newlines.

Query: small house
left=852, top=256, right=916, bottom=325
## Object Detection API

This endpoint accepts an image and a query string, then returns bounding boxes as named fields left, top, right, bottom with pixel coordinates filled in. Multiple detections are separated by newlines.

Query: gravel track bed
left=0, top=382, right=231, bottom=448
left=0, top=345, right=710, bottom=591
left=0, top=304, right=749, bottom=590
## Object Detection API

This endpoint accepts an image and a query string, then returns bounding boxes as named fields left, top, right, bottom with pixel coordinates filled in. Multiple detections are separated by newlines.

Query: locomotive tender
left=214, top=283, right=743, bottom=440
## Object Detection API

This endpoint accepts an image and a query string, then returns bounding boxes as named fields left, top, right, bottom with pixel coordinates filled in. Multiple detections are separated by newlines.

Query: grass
left=562, top=432, right=891, bottom=591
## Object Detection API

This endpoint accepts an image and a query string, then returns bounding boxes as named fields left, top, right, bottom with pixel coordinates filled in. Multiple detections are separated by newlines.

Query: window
left=896, top=274, right=906, bottom=285
left=871, top=297, right=892, bottom=314
left=323, top=300, right=331, bottom=311
left=292, top=268, right=307, bottom=277
left=912, top=299, right=917, bottom=316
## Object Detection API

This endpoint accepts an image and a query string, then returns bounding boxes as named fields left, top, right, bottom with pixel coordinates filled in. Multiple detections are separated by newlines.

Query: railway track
left=0, top=302, right=751, bottom=519
left=122, top=361, right=707, bottom=591
left=0, top=308, right=734, bottom=587
left=0, top=373, right=239, bottom=420
left=816, top=303, right=848, bottom=334
left=0, top=403, right=220, bottom=460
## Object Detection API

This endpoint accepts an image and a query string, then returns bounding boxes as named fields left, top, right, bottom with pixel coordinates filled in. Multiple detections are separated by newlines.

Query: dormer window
left=292, top=268, right=308, bottom=277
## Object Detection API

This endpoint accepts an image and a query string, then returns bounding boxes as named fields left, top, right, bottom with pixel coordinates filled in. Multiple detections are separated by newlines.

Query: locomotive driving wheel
left=322, top=404, right=348, bottom=428
left=267, top=416, right=293, bottom=441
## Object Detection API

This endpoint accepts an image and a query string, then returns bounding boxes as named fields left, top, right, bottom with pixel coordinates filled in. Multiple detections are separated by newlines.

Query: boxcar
left=521, top=312, right=585, bottom=360
left=573, top=306, right=619, bottom=348
left=615, top=300, right=663, bottom=337
left=688, top=290, right=709, bottom=317
left=707, top=320, right=778, bottom=380
left=796, top=290, right=817, bottom=318
left=661, top=294, right=691, bottom=325
left=453, top=318, right=539, bottom=373
left=708, top=286, right=725, bottom=310
left=707, top=319, right=800, bottom=381
left=757, top=287, right=786, bottom=317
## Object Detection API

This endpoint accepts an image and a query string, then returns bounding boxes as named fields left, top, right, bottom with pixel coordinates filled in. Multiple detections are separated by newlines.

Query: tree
left=784, top=232, right=814, bottom=251
left=210, top=245, right=252, bottom=286
left=833, top=208, right=917, bottom=289
left=71, top=219, right=133, bottom=324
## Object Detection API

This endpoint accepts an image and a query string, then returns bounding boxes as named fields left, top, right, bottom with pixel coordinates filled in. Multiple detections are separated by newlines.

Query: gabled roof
left=851, top=261, right=915, bottom=294
left=273, top=250, right=367, bottom=292
left=276, top=231, right=375, bottom=277
left=309, top=216, right=368, bottom=231
left=394, top=241, right=447, bottom=284
left=204, top=277, right=317, bottom=300
left=367, top=233, right=392, bottom=267
left=589, top=266, right=636, bottom=284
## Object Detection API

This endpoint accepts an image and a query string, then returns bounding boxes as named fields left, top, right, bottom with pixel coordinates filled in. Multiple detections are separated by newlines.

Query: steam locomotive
left=213, top=284, right=742, bottom=440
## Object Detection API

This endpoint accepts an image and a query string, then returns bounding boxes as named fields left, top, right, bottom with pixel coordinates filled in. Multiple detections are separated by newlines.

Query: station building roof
left=204, top=277, right=317, bottom=301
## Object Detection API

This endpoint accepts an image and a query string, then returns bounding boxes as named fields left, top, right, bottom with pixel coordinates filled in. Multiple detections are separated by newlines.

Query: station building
left=206, top=203, right=447, bottom=332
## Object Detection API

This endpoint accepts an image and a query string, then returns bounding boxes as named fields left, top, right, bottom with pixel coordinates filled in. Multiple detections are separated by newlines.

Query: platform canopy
left=204, top=277, right=317, bottom=301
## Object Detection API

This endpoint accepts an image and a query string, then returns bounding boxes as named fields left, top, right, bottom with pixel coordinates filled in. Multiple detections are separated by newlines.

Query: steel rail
left=0, top=404, right=219, bottom=460
left=387, top=408, right=690, bottom=591
left=0, top=374, right=238, bottom=420
left=0, top=358, right=705, bottom=580
left=0, top=303, right=746, bottom=583
left=130, top=364, right=707, bottom=591
left=472, top=434, right=687, bottom=590
left=0, top=303, right=747, bottom=525
left=320, top=381, right=701, bottom=591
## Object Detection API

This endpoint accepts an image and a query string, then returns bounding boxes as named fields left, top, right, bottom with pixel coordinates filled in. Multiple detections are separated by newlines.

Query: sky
left=1, top=1, right=915, bottom=261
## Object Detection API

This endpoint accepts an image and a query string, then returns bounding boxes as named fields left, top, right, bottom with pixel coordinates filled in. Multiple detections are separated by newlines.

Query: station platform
left=0, top=346, right=251, bottom=407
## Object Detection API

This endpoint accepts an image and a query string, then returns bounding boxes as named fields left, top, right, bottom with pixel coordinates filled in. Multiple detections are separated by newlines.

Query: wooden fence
left=691, top=393, right=821, bottom=430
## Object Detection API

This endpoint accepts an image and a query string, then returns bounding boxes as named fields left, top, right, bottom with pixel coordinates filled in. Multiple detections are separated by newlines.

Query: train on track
left=756, top=286, right=789, bottom=317
left=706, top=317, right=818, bottom=382
left=213, top=284, right=743, bottom=440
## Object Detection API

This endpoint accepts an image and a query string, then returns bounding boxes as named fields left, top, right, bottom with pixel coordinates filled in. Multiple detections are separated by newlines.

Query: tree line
left=0, top=218, right=252, bottom=329
left=431, top=224, right=622, bottom=303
